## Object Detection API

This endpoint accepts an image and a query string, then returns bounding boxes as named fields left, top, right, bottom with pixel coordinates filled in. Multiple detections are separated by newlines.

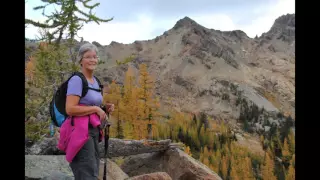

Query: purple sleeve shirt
left=66, top=75, right=103, bottom=106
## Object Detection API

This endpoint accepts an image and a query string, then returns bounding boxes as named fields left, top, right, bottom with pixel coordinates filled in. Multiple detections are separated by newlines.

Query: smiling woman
left=57, top=42, right=115, bottom=180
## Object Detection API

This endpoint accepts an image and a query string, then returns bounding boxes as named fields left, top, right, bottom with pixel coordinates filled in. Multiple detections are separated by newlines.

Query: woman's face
left=81, top=50, right=98, bottom=71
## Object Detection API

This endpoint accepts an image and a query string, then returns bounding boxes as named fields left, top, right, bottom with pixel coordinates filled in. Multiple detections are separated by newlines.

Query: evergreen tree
left=25, top=0, right=113, bottom=49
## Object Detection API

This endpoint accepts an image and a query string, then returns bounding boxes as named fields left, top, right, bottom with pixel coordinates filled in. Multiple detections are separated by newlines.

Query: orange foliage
left=25, top=56, right=35, bottom=80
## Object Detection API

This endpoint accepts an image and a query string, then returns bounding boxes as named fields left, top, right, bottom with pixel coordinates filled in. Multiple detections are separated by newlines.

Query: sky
left=25, top=0, right=295, bottom=46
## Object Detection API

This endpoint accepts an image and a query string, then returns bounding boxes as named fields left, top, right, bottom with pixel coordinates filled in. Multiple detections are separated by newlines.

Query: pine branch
left=93, top=16, right=114, bottom=24
left=75, top=8, right=92, bottom=20
left=25, top=18, right=59, bottom=28
left=82, top=0, right=100, bottom=9
left=33, top=5, right=46, bottom=10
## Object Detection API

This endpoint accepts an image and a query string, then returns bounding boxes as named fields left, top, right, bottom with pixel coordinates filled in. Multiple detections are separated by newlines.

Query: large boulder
left=120, top=152, right=164, bottom=177
left=163, top=148, right=222, bottom=180
left=25, top=155, right=73, bottom=179
left=120, top=148, right=222, bottom=180
left=128, top=172, right=172, bottom=180
left=98, top=158, right=129, bottom=180
left=25, top=137, right=64, bottom=155
left=40, top=171, right=73, bottom=180
left=25, top=155, right=129, bottom=180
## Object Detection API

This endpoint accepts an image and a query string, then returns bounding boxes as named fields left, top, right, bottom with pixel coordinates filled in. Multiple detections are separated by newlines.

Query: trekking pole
left=103, top=112, right=111, bottom=180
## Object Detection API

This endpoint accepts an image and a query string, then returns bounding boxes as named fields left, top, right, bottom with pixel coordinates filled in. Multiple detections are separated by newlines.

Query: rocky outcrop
left=25, top=155, right=129, bottom=180
left=38, top=171, right=73, bottom=180
left=261, top=14, right=295, bottom=43
left=25, top=138, right=223, bottom=180
left=99, top=159, right=130, bottom=180
left=120, top=149, right=222, bottom=180
left=103, top=138, right=171, bottom=157
left=25, top=137, right=64, bottom=155
left=25, top=155, right=73, bottom=179
left=164, top=148, right=222, bottom=180
left=180, top=23, right=239, bottom=69
left=128, top=172, right=172, bottom=180
left=25, top=137, right=171, bottom=158
left=92, top=41, right=102, bottom=47
left=120, top=152, right=164, bottom=177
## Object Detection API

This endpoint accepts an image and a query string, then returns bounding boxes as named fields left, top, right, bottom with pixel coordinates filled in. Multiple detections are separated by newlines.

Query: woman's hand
left=96, top=106, right=107, bottom=121
left=106, top=103, right=115, bottom=113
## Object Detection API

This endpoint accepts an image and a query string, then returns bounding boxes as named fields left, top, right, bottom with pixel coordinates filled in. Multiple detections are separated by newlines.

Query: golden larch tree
left=282, top=138, right=291, bottom=163
left=184, top=146, right=192, bottom=156
left=285, top=163, right=295, bottom=180
left=241, top=156, right=255, bottom=180
left=220, top=155, right=229, bottom=180
left=229, top=156, right=239, bottom=180
left=121, top=66, right=139, bottom=139
left=285, top=154, right=295, bottom=180
left=288, top=129, right=295, bottom=155
left=103, top=81, right=124, bottom=138
left=137, top=63, right=160, bottom=139
left=261, top=150, right=277, bottom=180
left=25, top=56, right=35, bottom=81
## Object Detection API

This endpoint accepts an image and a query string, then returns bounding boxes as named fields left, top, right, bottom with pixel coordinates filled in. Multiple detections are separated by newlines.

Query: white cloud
left=77, top=14, right=156, bottom=45
left=190, top=14, right=237, bottom=31
left=239, top=0, right=295, bottom=37
left=78, top=13, right=238, bottom=45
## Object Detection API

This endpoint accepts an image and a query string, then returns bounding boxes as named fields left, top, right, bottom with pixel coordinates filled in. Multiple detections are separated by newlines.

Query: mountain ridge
left=94, top=13, right=295, bottom=125
left=25, top=13, right=295, bottom=132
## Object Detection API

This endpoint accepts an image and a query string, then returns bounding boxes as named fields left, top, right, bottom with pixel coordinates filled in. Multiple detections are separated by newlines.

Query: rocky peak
left=274, top=13, right=295, bottom=27
left=92, top=41, right=103, bottom=47
left=173, top=16, right=202, bottom=30
left=109, top=41, right=122, bottom=46
left=260, top=13, right=295, bottom=42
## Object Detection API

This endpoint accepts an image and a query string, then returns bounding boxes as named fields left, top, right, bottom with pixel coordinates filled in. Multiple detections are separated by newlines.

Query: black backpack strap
left=69, top=72, right=89, bottom=127
left=72, top=72, right=89, bottom=97
left=94, top=75, right=104, bottom=96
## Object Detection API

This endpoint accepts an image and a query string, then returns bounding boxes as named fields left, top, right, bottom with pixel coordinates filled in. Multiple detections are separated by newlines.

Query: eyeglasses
left=83, top=56, right=99, bottom=60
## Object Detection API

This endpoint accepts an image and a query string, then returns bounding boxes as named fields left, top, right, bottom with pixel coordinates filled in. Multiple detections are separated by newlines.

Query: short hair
left=77, top=43, right=99, bottom=63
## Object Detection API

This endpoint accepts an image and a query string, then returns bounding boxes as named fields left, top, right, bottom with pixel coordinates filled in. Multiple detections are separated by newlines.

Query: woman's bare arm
left=65, top=95, right=99, bottom=116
